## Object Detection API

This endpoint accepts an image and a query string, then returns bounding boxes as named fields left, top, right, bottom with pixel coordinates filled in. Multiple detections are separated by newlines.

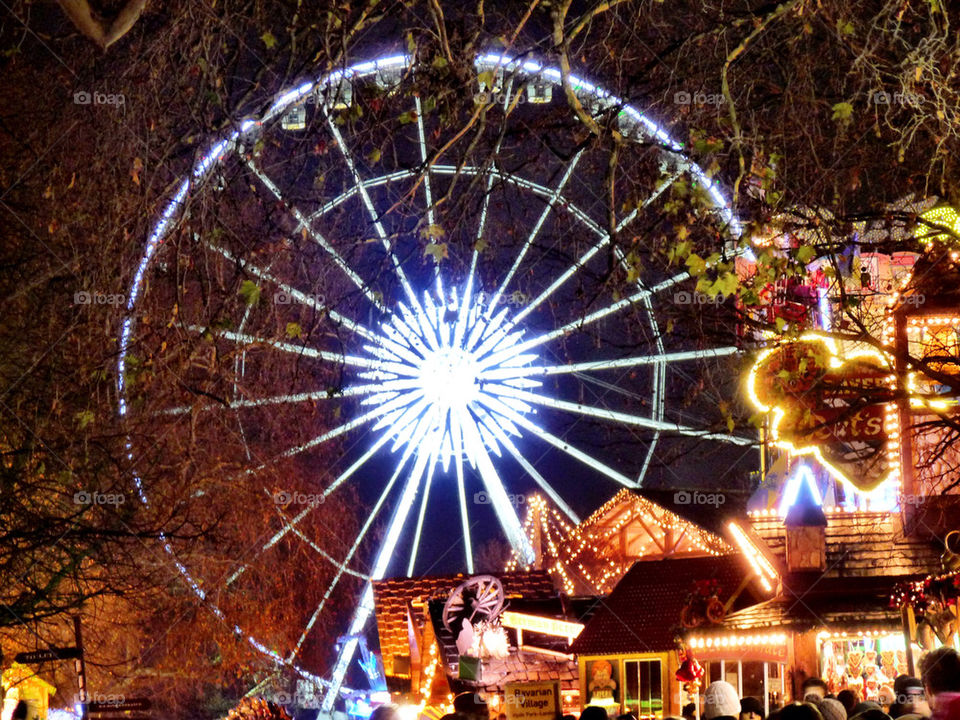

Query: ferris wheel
left=118, top=52, right=752, bottom=707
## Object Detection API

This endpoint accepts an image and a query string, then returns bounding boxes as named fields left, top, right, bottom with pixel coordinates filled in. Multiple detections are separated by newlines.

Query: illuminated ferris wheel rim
left=116, top=50, right=749, bottom=701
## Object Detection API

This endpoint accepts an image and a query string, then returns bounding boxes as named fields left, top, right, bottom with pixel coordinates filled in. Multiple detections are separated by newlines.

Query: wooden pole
left=74, top=616, right=89, bottom=720
left=900, top=605, right=916, bottom=676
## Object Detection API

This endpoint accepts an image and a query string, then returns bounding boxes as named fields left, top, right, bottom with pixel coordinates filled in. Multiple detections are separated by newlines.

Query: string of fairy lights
left=505, top=491, right=731, bottom=595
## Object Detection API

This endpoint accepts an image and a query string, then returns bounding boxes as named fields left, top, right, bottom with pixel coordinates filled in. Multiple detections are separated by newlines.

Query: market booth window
left=581, top=655, right=668, bottom=719
left=624, top=658, right=664, bottom=717
left=818, top=631, right=907, bottom=699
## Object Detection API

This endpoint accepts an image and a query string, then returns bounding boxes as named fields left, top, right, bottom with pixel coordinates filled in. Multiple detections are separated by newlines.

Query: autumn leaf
left=285, top=322, right=303, bottom=339
left=424, top=242, right=448, bottom=263
left=685, top=253, right=707, bottom=276
left=261, top=31, right=277, bottom=50
left=422, top=223, right=445, bottom=240
left=239, top=280, right=261, bottom=306
left=131, top=157, right=144, bottom=186
left=831, top=102, right=854, bottom=123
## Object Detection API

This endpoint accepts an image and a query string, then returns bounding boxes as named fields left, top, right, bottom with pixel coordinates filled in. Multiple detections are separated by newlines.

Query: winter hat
left=741, top=697, right=765, bottom=719
left=704, top=681, right=742, bottom=720
left=818, top=698, right=847, bottom=720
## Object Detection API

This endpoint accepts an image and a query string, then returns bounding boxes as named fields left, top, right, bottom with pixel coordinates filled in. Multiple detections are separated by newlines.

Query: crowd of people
left=352, top=647, right=960, bottom=720
left=683, top=647, right=960, bottom=720
left=565, top=648, right=960, bottom=720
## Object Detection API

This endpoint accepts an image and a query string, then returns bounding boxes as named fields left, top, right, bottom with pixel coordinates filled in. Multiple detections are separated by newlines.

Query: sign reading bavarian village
left=503, top=682, right=561, bottom=720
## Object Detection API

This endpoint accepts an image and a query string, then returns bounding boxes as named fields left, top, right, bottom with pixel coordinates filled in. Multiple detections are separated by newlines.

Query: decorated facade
left=506, top=491, right=732, bottom=596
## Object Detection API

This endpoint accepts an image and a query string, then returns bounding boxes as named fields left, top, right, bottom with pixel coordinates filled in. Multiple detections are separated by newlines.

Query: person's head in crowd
left=889, top=676, right=928, bottom=719
left=741, top=696, right=766, bottom=720
left=683, top=703, right=698, bottom=720
left=818, top=697, right=848, bottom=720
left=850, top=701, right=882, bottom=718
left=878, top=687, right=896, bottom=712
left=703, top=681, right=741, bottom=720
left=371, top=706, right=401, bottom=720
left=920, top=647, right=960, bottom=710
left=453, top=693, right=488, bottom=720
left=839, top=691, right=862, bottom=717
left=803, top=679, right=830, bottom=703
left=849, top=709, right=891, bottom=720
left=779, top=702, right=824, bottom=720
left=581, top=706, right=610, bottom=720
left=498, top=714, right=507, bottom=720
left=617, top=713, right=637, bottom=720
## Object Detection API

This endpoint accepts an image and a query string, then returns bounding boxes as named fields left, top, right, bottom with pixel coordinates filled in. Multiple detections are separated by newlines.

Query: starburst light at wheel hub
left=357, top=279, right=543, bottom=470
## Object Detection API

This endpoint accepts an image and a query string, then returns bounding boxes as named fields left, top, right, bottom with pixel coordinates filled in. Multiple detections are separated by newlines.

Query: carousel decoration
left=675, top=646, right=706, bottom=695
left=680, top=579, right=726, bottom=628
left=444, top=575, right=509, bottom=680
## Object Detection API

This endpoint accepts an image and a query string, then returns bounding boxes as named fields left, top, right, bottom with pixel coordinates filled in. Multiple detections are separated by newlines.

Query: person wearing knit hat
left=704, top=681, right=742, bottom=720
left=818, top=697, right=848, bottom=720
left=741, top=697, right=766, bottom=720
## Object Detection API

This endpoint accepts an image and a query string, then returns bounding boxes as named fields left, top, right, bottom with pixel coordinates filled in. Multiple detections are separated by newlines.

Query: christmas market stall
left=686, top=475, right=945, bottom=709
left=569, top=555, right=767, bottom=718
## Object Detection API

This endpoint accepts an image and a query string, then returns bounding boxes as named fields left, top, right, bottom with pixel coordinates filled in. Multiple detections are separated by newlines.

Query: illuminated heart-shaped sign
left=747, top=335, right=898, bottom=493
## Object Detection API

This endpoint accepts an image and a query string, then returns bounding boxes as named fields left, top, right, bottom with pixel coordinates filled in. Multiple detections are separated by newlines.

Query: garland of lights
left=506, top=491, right=731, bottom=595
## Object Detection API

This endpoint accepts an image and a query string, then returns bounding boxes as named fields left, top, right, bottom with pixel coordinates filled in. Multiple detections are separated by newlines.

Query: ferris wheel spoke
left=511, top=170, right=683, bottom=326
left=451, top=409, right=475, bottom=574
left=495, top=385, right=754, bottom=446
left=242, top=157, right=383, bottom=310
left=164, top=384, right=379, bottom=416
left=227, top=429, right=397, bottom=588
left=206, top=243, right=381, bottom=344
left=414, top=96, right=436, bottom=230
left=636, top=294, right=666, bottom=485
left=472, top=405, right=580, bottom=524
left=322, top=110, right=424, bottom=313
left=474, top=393, right=635, bottom=487
left=456, top=405, right=534, bottom=564
left=407, top=458, right=437, bottom=577
left=238, top=399, right=405, bottom=481
left=185, top=325, right=384, bottom=368
left=481, top=346, right=740, bottom=381
left=287, top=435, right=421, bottom=664
left=479, top=269, right=694, bottom=370
left=321, top=415, right=437, bottom=702
left=487, top=149, right=585, bottom=316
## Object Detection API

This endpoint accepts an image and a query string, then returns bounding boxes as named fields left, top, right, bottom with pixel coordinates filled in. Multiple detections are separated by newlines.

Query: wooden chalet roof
left=695, top=575, right=912, bottom=634
left=569, top=554, right=755, bottom=656
left=749, top=511, right=941, bottom=578
left=372, top=571, right=555, bottom=677
left=511, top=490, right=735, bottom=596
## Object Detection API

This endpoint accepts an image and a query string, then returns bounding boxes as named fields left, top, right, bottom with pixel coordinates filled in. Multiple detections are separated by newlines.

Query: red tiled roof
left=569, top=554, right=752, bottom=656
left=373, top=571, right=555, bottom=675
